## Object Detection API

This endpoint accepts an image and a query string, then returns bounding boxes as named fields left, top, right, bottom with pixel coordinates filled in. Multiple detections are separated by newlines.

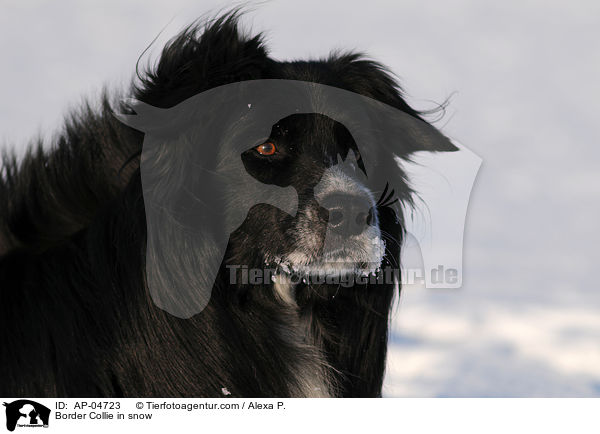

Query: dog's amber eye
left=256, top=142, right=277, bottom=156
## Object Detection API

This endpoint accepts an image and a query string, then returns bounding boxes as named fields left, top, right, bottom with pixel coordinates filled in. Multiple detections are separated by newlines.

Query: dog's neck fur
left=272, top=280, right=332, bottom=397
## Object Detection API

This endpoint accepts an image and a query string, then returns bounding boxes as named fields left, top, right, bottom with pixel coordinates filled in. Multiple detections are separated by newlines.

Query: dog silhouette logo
left=117, top=79, right=480, bottom=318
left=3, top=400, right=50, bottom=432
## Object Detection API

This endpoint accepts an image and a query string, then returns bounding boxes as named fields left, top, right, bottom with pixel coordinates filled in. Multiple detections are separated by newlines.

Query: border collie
left=0, top=11, right=456, bottom=397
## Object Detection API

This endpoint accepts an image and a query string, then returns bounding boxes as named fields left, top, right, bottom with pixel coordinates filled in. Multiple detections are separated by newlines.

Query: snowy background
left=1, top=0, right=599, bottom=396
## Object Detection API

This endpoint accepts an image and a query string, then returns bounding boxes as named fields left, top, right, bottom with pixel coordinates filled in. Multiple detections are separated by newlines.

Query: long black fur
left=0, top=11, right=453, bottom=397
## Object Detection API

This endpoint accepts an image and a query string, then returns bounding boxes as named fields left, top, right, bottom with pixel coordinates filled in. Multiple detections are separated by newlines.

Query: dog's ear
left=134, top=10, right=273, bottom=108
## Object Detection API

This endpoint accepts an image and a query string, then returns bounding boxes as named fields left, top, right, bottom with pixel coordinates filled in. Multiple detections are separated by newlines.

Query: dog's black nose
left=321, top=193, right=373, bottom=236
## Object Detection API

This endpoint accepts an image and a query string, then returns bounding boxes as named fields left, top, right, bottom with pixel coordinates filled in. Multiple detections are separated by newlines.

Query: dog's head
left=238, top=113, right=384, bottom=277
left=117, top=13, right=457, bottom=317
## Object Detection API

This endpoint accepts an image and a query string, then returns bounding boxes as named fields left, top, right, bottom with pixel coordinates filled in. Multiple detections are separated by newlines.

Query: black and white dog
left=0, top=12, right=455, bottom=397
